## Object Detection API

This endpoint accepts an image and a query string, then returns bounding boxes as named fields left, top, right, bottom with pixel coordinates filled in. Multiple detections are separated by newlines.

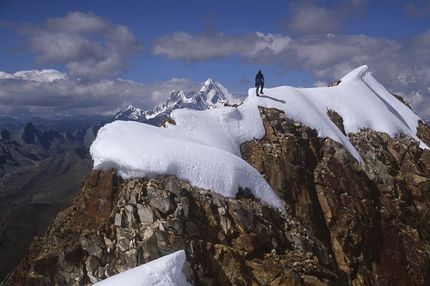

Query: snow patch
left=94, top=250, right=190, bottom=286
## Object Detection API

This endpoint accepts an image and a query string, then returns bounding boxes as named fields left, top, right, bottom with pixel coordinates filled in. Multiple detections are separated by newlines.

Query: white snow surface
left=90, top=65, right=427, bottom=285
left=94, top=250, right=190, bottom=286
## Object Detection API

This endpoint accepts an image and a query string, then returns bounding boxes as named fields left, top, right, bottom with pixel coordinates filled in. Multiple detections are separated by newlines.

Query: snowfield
left=93, top=250, right=190, bottom=286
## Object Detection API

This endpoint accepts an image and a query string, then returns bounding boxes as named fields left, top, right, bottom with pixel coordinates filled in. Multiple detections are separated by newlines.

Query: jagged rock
left=136, top=204, right=154, bottom=224
left=327, top=109, right=346, bottom=135
left=328, top=79, right=341, bottom=87
left=417, top=119, right=430, bottom=147
left=4, top=171, right=342, bottom=285
left=79, top=235, right=104, bottom=259
left=4, top=100, right=430, bottom=285
left=242, top=107, right=430, bottom=285
left=147, top=186, right=172, bottom=214
left=391, top=92, right=413, bottom=109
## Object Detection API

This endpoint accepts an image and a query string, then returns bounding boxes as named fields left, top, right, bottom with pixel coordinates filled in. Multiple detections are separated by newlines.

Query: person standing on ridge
left=255, top=70, right=264, bottom=96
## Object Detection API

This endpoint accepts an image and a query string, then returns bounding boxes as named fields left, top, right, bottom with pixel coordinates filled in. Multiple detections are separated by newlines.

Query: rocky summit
left=4, top=100, right=430, bottom=285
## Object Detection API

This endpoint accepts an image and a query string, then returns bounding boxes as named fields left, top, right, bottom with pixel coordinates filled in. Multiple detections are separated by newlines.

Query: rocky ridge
left=4, top=97, right=430, bottom=285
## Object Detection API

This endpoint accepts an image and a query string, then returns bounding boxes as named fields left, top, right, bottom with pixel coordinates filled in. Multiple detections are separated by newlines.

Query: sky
left=90, top=65, right=426, bottom=217
left=1, top=0, right=430, bottom=119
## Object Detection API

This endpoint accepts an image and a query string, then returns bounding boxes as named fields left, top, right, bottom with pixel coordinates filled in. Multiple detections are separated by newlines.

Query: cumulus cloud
left=0, top=70, right=202, bottom=118
left=15, top=12, right=142, bottom=80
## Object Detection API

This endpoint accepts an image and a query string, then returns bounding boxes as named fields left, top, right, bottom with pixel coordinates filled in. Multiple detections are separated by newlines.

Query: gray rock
left=165, top=176, right=182, bottom=197
left=79, top=235, right=104, bottom=259
left=137, top=203, right=154, bottom=224
left=85, top=256, right=101, bottom=283
left=148, top=186, right=171, bottom=214
left=114, top=212, right=123, bottom=227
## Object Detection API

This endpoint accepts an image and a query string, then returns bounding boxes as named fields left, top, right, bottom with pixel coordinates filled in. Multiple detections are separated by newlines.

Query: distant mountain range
left=0, top=78, right=241, bottom=132
left=114, top=78, right=242, bottom=126
left=0, top=115, right=111, bottom=133
left=0, top=78, right=239, bottom=177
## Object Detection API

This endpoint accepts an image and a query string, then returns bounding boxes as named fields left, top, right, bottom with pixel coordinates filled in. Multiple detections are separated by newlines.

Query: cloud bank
left=0, top=70, right=201, bottom=118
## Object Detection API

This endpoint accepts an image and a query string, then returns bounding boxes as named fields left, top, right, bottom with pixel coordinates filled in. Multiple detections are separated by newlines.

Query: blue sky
left=0, top=0, right=430, bottom=119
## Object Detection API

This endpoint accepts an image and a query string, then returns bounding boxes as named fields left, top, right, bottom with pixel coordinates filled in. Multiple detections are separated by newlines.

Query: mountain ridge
left=114, top=78, right=241, bottom=126
left=3, top=67, right=430, bottom=285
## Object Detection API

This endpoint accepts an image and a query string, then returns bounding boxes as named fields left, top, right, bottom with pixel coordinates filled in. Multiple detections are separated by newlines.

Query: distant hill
left=0, top=114, right=111, bottom=133
left=0, top=148, right=93, bottom=281
left=0, top=122, right=101, bottom=178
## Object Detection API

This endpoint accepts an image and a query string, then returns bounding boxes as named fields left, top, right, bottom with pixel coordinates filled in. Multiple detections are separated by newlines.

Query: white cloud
left=151, top=31, right=401, bottom=79
left=15, top=12, right=142, bottom=80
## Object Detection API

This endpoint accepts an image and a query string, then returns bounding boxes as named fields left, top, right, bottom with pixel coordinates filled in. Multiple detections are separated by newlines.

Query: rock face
left=4, top=104, right=430, bottom=285
left=242, top=107, right=430, bottom=285
left=4, top=169, right=340, bottom=285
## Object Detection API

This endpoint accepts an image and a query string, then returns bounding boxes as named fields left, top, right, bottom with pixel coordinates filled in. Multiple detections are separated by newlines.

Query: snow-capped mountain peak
left=199, top=78, right=216, bottom=92
left=115, top=79, right=241, bottom=125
